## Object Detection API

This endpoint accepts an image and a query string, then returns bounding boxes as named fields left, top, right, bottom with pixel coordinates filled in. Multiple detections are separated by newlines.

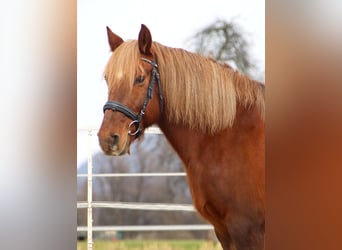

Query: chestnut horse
left=98, top=24, right=265, bottom=250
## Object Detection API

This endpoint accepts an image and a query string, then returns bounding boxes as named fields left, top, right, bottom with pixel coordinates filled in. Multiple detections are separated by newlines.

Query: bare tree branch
left=187, top=19, right=254, bottom=75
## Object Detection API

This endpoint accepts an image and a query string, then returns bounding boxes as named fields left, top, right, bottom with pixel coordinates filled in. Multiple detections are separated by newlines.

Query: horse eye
left=134, top=76, right=145, bottom=84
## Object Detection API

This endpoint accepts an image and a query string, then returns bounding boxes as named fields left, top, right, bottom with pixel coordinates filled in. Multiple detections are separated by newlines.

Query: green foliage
left=77, top=240, right=222, bottom=250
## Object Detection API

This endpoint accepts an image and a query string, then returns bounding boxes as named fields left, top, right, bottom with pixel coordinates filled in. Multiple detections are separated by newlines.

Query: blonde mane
left=105, top=40, right=265, bottom=134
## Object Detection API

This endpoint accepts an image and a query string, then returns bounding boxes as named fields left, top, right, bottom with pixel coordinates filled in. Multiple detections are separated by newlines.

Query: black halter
left=103, top=58, right=163, bottom=137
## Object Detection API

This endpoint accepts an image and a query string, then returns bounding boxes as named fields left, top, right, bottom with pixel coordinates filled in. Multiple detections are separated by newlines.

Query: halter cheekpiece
left=103, top=58, right=163, bottom=137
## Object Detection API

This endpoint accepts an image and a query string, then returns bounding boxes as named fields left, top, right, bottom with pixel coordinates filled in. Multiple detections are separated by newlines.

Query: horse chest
left=186, top=158, right=262, bottom=219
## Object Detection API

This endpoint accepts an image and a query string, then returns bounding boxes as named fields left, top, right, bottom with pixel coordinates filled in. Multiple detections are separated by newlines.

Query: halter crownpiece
left=103, top=58, right=163, bottom=137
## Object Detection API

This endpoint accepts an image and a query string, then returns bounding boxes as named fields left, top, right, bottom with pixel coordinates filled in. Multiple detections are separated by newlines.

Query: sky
left=77, top=0, right=265, bottom=166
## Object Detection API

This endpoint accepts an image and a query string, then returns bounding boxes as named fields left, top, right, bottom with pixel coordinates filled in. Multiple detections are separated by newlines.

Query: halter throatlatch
left=103, top=58, right=163, bottom=137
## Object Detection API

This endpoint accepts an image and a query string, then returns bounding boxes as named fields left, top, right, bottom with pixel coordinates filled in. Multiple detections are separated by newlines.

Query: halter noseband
left=103, top=58, right=163, bottom=137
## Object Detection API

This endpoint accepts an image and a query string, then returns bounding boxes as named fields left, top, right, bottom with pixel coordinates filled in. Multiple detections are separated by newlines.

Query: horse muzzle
left=98, top=132, right=130, bottom=156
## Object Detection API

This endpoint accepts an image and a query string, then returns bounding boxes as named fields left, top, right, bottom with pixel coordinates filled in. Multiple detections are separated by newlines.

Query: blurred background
left=2, top=0, right=342, bottom=249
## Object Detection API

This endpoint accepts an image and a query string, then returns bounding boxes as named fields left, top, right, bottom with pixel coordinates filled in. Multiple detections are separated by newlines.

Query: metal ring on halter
left=128, top=120, right=141, bottom=136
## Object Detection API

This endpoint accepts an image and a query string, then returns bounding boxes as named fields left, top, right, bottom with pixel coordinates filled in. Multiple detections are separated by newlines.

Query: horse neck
left=157, top=102, right=265, bottom=167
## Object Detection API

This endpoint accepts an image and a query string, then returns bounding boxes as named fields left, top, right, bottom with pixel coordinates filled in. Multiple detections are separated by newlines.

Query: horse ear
left=106, top=26, right=124, bottom=52
left=138, top=24, right=152, bottom=55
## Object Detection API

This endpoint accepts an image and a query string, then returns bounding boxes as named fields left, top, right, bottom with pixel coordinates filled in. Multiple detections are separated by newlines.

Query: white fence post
left=87, top=129, right=93, bottom=250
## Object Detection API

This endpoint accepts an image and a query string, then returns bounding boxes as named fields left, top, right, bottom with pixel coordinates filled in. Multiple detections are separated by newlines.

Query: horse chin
left=109, top=135, right=131, bottom=156
left=109, top=146, right=130, bottom=156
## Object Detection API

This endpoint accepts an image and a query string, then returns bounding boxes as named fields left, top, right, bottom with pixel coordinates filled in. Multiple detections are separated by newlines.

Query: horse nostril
left=111, top=133, right=120, bottom=145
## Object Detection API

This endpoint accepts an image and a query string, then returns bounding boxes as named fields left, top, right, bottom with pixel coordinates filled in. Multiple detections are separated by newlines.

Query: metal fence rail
left=77, top=202, right=196, bottom=211
left=77, top=172, right=186, bottom=177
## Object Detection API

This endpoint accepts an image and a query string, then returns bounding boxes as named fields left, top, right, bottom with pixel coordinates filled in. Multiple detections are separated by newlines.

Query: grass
left=77, top=240, right=223, bottom=250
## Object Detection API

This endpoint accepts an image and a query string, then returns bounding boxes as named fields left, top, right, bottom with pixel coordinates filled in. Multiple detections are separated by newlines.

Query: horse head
left=98, top=24, right=163, bottom=156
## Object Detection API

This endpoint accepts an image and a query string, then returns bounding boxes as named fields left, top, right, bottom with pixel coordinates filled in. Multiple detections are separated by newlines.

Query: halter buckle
left=128, top=120, right=141, bottom=136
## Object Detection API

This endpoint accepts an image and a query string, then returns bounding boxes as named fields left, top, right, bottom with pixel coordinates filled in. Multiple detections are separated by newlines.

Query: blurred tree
left=188, top=19, right=254, bottom=75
